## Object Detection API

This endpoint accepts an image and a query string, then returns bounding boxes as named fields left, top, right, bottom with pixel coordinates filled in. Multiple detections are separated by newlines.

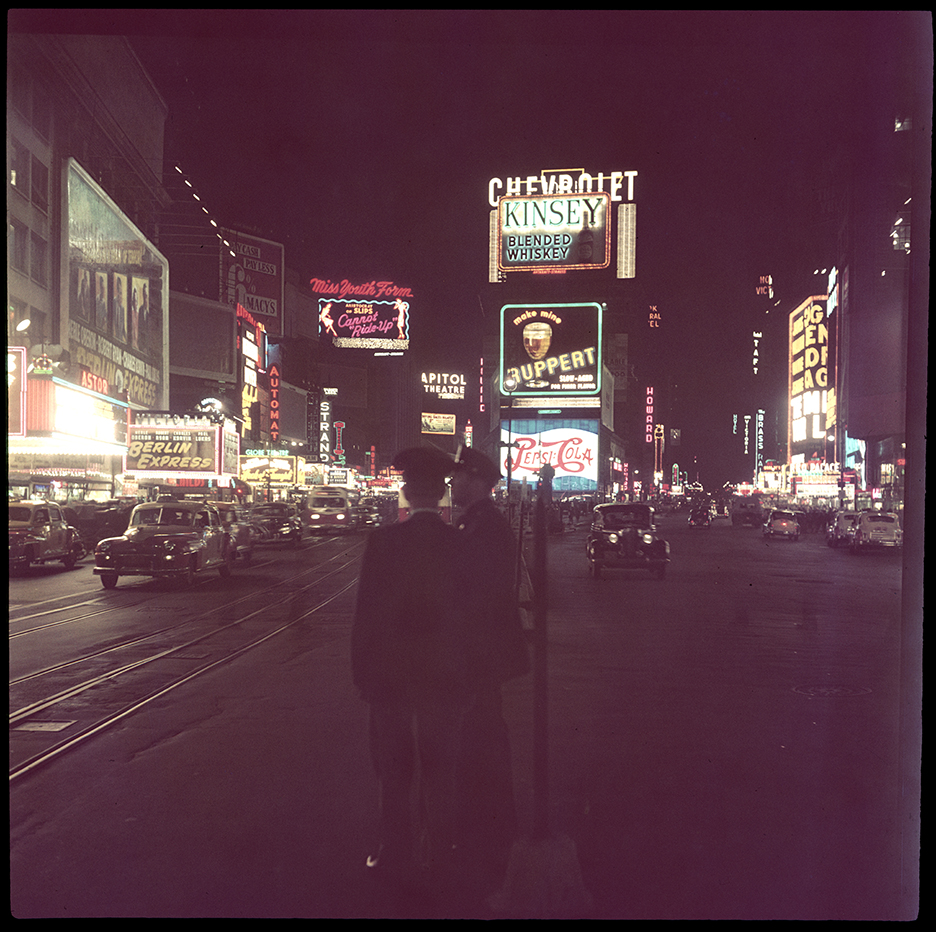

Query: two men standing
left=351, top=445, right=528, bottom=906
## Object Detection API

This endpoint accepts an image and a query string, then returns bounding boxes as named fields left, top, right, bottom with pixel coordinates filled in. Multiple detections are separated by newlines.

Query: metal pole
left=532, top=492, right=549, bottom=840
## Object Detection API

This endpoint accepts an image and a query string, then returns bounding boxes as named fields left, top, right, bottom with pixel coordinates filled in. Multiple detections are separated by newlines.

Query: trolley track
left=10, top=538, right=365, bottom=783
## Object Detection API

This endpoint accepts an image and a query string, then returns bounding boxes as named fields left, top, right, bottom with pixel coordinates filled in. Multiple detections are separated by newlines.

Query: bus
left=306, top=486, right=353, bottom=533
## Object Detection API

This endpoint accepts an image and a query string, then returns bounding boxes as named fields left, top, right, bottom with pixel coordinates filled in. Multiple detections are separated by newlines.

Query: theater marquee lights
left=788, top=295, right=830, bottom=462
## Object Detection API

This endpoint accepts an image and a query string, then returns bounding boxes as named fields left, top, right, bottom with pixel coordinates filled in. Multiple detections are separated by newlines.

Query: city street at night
left=10, top=517, right=913, bottom=919
left=7, top=10, right=925, bottom=921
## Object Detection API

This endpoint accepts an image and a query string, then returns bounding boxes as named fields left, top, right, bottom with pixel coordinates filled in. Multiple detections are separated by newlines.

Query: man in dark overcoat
left=352, top=446, right=470, bottom=883
left=450, top=445, right=530, bottom=876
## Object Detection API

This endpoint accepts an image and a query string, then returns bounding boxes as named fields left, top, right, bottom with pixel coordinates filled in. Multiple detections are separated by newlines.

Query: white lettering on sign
left=488, top=169, right=637, bottom=207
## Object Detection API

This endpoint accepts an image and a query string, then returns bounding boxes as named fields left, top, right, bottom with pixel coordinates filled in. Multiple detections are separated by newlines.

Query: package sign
left=500, top=303, right=601, bottom=397
left=310, top=279, right=412, bottom=353
left=126, top=425, right=219, bottom=475
left=788, top=295, right=830, bottom=461
left=497, top=192, right=611, bottom=272
left=499, top=420, right=599, bottom=490
left=220, top=229, right=285, bottom=335
left=421, top=412, right=457, bottom=435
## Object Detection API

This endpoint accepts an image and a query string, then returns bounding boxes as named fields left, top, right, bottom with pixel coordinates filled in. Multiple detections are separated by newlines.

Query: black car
left=688, top=507, right=712, bottom=528
left=250, top=502, right=305, bottom=546
left=93, top=501, right=233, bottom=588
left=586, top=503, right=670, bottom=579
left=9, top=500, right=84, bottom=573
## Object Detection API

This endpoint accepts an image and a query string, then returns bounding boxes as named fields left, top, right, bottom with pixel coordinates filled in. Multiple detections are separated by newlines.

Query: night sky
left=11, top=10, right=928, bottom=487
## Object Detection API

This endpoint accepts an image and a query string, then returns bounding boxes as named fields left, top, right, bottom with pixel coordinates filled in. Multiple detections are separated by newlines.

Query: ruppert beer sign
left=500, top=302, right=602, bottom=397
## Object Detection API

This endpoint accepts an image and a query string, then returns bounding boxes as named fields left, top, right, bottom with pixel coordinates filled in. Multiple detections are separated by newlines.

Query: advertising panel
left=66, top=159, right=169, bottom=409
left=239, top=454, right=297, bottom=485
left=310, top=278, right=412, bottom=353
left=501, top=303, right=602, bottom=396
left=220, top=229, right=285, bottom=335
left=500, top=419, right=599, bottom=490
left=788, top=296, right=830, bottom=462
left=126, top=425, right=219, bottom=475
left=497, top=192, right=611, bottom=272
left=421, top=412, right=457, bottom=435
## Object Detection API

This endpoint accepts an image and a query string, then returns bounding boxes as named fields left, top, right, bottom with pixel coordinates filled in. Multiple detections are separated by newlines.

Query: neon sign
left=488, top=169, right=637, bottom=207
left=788, top=296, right=830, bottom=459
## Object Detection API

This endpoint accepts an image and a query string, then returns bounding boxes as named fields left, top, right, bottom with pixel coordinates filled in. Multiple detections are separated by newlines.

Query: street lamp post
left=502, top=375, right=518, bottom=516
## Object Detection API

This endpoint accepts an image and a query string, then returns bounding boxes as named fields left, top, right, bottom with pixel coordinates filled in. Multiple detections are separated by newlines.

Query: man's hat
left=452, top=444, right=502, bottom=487
left=392, top=447, right=455, bottom=488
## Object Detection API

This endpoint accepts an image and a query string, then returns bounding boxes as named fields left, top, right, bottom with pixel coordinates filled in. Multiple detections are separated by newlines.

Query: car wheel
left=100, top=572, right=119, bottom=589
left=589, top=560, right=601, bottom=579
left=62, top=550, right=78, bottom=569
left=219, top=548, right=234, bottom=578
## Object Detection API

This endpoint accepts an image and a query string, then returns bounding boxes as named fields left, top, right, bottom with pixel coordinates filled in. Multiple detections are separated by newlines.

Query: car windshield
left=132, top=508, right=194, bottom=527
left=9, top=507, right=32, bottom=522
left=603, top=510, right=648, bottom=529
left=864, top=514, right=897, bottom=524
left=772, top=512, right=797, bottom=520
left=313, top=498, right=345, bottom=508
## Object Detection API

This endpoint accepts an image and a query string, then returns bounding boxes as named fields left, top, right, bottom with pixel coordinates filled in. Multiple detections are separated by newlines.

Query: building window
left=31, top=84, right=52, bottom=141
left=9, top=137, right=30, bottom=196
left=30, top=155, right=49, bottom=214
left=30, top=231, right=48, bottom=287
left=9, top=218, right=28, bottom=273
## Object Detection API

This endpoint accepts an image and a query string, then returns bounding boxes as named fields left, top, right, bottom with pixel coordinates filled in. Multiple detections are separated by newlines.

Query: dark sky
left=11, top=9, right=929, bottom=486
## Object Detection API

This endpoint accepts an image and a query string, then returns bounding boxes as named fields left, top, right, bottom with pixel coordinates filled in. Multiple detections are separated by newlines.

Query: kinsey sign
left=501, top=303, right=602, bottom=396
left=497, top=193, right=611, bottom=272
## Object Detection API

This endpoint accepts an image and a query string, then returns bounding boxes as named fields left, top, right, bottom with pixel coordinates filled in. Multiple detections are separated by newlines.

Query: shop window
left=30, top=156, right=49, bottom=214
left=9, top=138, right=30, bottom=196
left=9, top=218, right=28, bottom=273
left=30, top=231, right=48, bottom=287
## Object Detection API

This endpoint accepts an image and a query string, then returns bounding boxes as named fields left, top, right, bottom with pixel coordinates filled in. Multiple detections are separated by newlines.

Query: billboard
left=500, top=302, right=602, bottom=396
left=220, top=228, right=285, bottom=335
left=421, top=412, right=457, bottom=435
left=496, top=192, right=611, bottom=272
left=310, top=278, right=412, bottom=353
left=499, top=418, right=599, bottom=490
left=788, top=296, right=830, bottom=462
left=66, top=159, right=169, bottom=409
left=126, top=425, right=220, bottom=475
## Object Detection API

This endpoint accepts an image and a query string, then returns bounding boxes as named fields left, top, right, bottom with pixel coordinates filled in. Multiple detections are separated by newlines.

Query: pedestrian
left=450, top=445, right=530, bottom=881
left=351, top=446, right=471, bottom=892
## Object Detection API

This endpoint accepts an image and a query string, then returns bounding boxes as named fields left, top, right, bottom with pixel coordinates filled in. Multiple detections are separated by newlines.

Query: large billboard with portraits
left=66, top=159, right=169, bottom=409
left=500, top=302, right=602, bottom=397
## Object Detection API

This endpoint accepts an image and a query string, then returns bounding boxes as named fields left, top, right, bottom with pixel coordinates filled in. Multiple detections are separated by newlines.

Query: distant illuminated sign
left=421, top=412, right=457, bottom=435
left=311, top=278, right=412, bottom=352
left=500, top=303, right=601, bottom=396
left=497, top=193, right=611, bottom=272
left=788, top=296, right=829, bottom=460
left=488, top=169, right=637, bottom=207
left=126, top=425, right=219, bottom=474
left=421, top=372, right=466, bottom=400
left=645, top=387, right=654, bottom=443
left=221, top=229, right=285, bottom=335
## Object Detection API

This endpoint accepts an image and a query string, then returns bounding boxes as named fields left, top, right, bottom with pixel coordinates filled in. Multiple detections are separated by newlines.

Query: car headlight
left=643, top=533, right=654, bottom=544
left=336, top=513, right=345, bottom=520
left=608, top=532, right=619, bottom=544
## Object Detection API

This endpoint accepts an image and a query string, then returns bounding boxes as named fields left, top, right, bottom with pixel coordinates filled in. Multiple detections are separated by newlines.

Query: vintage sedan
left=586, top=503, right=670, bottom=579
left=250, top=502, right=305, bottom=546
left=850, top=510, right=902, bottom=552
left=93, top=501, right=233, bottom=588
left=9, top=500, right=84, bottom=574
left=762, top=509, right=802, bottom=541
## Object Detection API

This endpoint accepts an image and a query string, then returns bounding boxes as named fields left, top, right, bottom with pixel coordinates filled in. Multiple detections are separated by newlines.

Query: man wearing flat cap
left=450, top=444, right=529, bottom=879
left=352, top=446, right=469, bottom=886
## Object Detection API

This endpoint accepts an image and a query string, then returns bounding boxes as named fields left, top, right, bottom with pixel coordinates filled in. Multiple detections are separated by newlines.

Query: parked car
left=826, top=510, right=859, bottom=548
left=9, top=500, right=84, bottom=573
left=209, top=500, right=257, bottom=563
left=763, top=509, right=802, bottom=540
left=586, top=503, right=670, bottom=579
left=251, top=501, right=305, bottom=546
left=93, top=501, right=233, bottom=588
left=850, top=510, right=902, bottom=552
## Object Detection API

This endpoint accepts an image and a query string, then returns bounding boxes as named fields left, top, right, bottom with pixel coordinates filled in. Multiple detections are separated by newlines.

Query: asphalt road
left=9, top=515, right=919, bottom=918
